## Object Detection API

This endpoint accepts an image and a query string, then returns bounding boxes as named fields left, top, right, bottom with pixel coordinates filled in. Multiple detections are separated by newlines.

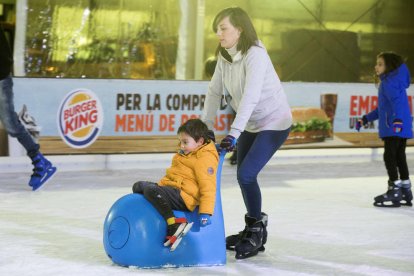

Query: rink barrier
left=1, top=147, right=414, bottom=173
left=102, top=150, right=226, bottom=268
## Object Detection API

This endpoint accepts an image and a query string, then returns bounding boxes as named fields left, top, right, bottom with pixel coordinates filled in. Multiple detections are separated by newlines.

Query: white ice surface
left=0, top=150, right=414, bottom=276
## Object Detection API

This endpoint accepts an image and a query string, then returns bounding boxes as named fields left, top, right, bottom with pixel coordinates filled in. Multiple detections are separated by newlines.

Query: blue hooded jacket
left=366, top=63, right=413, bottom=139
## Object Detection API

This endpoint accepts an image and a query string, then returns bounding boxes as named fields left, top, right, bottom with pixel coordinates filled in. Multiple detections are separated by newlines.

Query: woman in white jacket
left=202, top=7, right=292, bottom=259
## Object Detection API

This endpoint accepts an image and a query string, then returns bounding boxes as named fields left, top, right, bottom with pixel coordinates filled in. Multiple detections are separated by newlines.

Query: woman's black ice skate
left=234, top=215, right=266, bottom=259
left=226, top=212, right=267, bottom=252
left=373, top=181, right=402, bottom=207
left=401, top=180, right=413, bottom=207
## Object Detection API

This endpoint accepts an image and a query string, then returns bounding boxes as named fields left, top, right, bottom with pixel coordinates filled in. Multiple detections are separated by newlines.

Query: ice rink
left=1, top=148, right=414, bottom=276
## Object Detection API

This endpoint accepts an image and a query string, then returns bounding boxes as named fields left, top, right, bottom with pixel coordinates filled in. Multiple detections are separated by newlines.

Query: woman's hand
left=219, top=135, right=237, bottom=152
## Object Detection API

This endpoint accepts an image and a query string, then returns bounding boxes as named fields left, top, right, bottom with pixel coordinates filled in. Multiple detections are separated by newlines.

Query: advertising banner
left=11, top=78, right=414, bottom=153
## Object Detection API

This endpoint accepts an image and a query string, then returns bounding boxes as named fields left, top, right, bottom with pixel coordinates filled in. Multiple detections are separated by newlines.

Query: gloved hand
left=207, top=130, right=216, bottom=143
left=393, top=119, right=403, bottom=133
left=356, top=115, right=368, bottom=132
left=219, top=135, right=236, bottom=152
left=199, top=214, right=211, bottom=227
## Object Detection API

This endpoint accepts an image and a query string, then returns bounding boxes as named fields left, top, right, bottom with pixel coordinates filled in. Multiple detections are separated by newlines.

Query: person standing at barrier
left=356, top=52, right=413, bottom=207
left=0, top=26, right=56, bottom=191
left=132, top=119, right=218, bottom=251
left=201, top=7, right=292, bottom=259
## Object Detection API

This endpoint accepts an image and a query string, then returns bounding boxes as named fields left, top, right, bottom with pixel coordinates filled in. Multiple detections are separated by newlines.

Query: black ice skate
left=234, top=215, right=266, bottom=259
left=226, top=212, right=267, bottom=252
left=401, top=179, right=413, bottom=207
left=373, top=181, right=402, bottom=208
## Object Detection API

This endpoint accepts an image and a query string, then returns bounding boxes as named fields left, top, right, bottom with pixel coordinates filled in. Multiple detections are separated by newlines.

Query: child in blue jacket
left=357, top=52, right=413, bottom=207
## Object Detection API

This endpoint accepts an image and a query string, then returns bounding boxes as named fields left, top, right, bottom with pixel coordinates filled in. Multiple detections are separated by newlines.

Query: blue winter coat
left=366, top=63, right=413, bottom=139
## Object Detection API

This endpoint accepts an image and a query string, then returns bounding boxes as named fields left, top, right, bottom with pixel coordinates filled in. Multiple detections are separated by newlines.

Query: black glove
left=361, top=115, right=368, bottom=126
left=219, top=135, right=236, bottom=152
left=207, top=130, right=216, bottom=142
left=356, top=115, right=368, bottom=132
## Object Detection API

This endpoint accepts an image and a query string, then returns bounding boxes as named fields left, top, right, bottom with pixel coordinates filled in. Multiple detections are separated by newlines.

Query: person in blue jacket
left=357, top=52, right=413, bottom=207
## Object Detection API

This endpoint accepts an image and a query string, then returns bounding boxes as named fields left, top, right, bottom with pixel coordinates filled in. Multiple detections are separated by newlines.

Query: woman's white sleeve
left=201, top=60, right=223, bottom=130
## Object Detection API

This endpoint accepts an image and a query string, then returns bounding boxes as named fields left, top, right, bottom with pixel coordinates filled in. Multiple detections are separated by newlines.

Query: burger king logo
left=58, top=89, right=103, bottom=148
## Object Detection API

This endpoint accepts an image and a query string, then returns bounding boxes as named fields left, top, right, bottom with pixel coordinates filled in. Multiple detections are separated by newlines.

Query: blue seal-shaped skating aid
left=103, top=150, right=226, bottom=268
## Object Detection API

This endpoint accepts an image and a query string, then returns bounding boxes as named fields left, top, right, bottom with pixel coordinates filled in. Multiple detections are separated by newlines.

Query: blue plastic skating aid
left=103, top=150, right=227, bottom=268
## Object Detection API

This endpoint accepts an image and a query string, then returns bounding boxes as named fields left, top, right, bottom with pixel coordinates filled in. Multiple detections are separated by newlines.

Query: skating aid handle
left=217, top=149, right=226, bottom=166
left=215, top=144, right=226, bottom=191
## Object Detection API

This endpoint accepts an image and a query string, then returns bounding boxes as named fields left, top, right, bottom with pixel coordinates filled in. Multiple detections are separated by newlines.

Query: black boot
left=234, top=215, right=266, bottom=259
left=229, top=149, right=237, bottom=165
left=401, top=179, right=413, bottom=207
left=226, top=212, right=267, bottom=251
left=373, top=180, right=402, bottom=207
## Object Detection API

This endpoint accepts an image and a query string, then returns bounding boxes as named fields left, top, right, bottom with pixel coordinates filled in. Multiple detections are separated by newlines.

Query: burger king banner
left=10, top=78, right=414, bottom=154
left=58, top=89, right=103, bottom=149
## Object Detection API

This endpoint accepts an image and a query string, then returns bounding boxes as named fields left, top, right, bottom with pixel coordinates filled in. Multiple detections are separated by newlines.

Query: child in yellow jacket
left=132, top=119, right=219, bottom=250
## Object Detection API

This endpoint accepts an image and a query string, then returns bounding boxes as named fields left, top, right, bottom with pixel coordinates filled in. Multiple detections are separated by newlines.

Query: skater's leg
left=133, top=181, right=188, bottom=216
left=396, top=138, right=412, bottom=206
left=157, top=186, right=192, bottom=248
left=383, top=137, right=399, bottom=182
left=237, top=129, right=290, bottom=219
left=0, top=76, right=40, bottom=157
left=229, top=146, right=238, bottom=165
left=132, top=180, right=157, bottom=194
left=236, top=131, right=257, bottom=212
left=225, top=131, right=263, bottom=252
left=396, top=138, right=409, bottom=181
left=234, top=129, right=289, bottom=258
left=374, top=138, right=402, bottom=207
left=133, top=182, right=191, bottom=246
left=1, top=76, right=55, bottom=190
left=133, top=182, right=180, bottom=222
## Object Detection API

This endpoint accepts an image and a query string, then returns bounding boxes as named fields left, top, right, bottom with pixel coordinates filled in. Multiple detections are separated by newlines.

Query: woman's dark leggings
left=383, top=137, right=409, bottom=182
left=236, top=128, right=290, bottom=220
left=132, top=181, right=188, bottom=221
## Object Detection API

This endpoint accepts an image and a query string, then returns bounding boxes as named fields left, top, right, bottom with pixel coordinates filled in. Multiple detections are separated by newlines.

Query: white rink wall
left=1, top=147, right=414, bottom=173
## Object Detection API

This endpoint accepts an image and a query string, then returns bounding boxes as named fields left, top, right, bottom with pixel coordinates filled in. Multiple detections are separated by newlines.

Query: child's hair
left=213, top=7, right=259, bottom=57
left=375, top=52, right=405, bottom=86
left=377, top=52, right=405, bottom=75
left=204, top=57, right=217, bottom=79
left=177, top=119, right=210, bottom=143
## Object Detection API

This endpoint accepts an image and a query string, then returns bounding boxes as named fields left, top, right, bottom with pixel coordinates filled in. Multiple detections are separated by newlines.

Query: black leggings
left=132, top=181, right=188, bottom=221
left=383, top=137, right=409, bottom=182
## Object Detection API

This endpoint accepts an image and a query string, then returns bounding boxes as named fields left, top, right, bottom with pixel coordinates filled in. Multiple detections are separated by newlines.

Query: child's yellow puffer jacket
left=159, top=141, right=218, bottom=215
